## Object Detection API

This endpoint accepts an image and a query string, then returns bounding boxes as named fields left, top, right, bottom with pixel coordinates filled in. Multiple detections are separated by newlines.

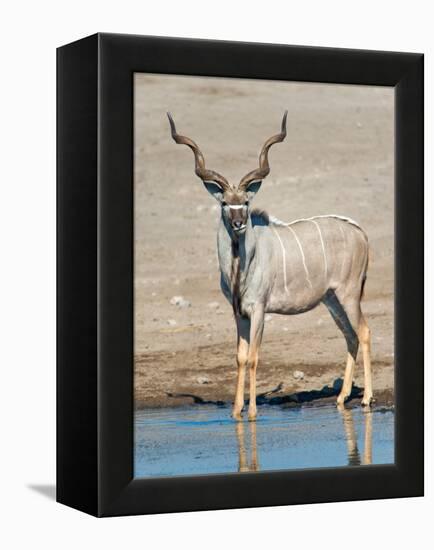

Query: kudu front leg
left=232, top=316, right=250, bottom=421
left=247, top=308, right=265, bottom=421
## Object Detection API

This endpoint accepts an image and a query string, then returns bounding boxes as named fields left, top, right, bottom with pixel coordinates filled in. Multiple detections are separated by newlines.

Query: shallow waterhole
left=134, top=404, right=394, bottom=478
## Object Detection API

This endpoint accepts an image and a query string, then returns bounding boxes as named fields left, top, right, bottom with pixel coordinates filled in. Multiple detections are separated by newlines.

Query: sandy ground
left=134, top=74, right=394, bottom=409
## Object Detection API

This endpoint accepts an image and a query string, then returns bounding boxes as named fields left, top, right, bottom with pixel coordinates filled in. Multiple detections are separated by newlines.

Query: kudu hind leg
left=359, top=313, right=373, bottom=406
left=232, top=316, right=250, bottom=420
left=323, top=290, right=360, bottom=406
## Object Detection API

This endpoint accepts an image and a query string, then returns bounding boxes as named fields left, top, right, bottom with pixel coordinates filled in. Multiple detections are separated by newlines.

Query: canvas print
left=134, top=74, right=394, bottom=477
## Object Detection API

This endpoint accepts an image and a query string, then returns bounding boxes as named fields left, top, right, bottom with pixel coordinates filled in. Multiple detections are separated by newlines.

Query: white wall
left=1, top=1, right=431, bottom=548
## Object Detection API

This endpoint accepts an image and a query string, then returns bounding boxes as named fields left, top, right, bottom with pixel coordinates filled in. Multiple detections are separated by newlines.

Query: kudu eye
left=221, top=201, right=227, bottom=207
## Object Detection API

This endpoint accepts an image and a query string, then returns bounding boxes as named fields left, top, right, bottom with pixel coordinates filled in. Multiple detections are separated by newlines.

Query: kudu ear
left=245, top=179, right=262, bottom=200
left=203, top=180, right=224, bottom=202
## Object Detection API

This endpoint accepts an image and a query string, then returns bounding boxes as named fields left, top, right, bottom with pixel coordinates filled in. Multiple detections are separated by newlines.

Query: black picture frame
left=57, top=33, right=424, bottom=517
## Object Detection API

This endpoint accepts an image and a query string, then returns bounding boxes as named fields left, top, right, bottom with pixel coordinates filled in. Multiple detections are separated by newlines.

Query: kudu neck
left=221, top=214, right=256, bottom=269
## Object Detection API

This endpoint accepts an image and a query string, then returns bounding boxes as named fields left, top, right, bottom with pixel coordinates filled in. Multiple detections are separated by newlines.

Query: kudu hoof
left=336, top=395, right=349, bottom=408
left=361, top=396, right=374, bottom=407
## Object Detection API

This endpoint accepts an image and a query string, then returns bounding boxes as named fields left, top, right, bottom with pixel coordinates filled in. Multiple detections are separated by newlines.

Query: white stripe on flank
left=288, top=214, right=362, bottom=229
left=228, top=205, right=244, bottom=210
left=338, top=223, right=346, bottom=249
left=269, top=214, right=364, bottom=236
left=286, top=225, right=313, bottom=288
left=338, top=223, right=347, bottom=280
left=310, top=219, right=328, bottom=279
left=271, top=228, right=289, bottom=295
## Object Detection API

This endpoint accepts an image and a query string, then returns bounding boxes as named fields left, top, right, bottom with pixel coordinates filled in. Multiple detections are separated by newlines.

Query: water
left=134, top=405, right=394, bottom=478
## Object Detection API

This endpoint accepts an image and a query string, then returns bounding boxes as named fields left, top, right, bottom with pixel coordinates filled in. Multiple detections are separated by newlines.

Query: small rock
left=207, top=301, right=220, bottom=309
left=282, top=327, right=289, bottom=332
left=206, top=333, right=212, bottom=339
left=356, top=122, right=363, bottom=129
left=167, top=319, right=177, bottom=327
left=197, top=376, right=210, bottom=385
left=170, top=295, right=191, bottom=308
left=265, top=314, right=273, bottom=322
left=293, top=370, right=304, bottom=380
left=151, top=292, right=157, bottom=297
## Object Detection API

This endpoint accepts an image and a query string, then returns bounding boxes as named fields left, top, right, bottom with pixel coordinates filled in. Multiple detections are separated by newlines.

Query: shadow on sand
left=167, top=378, right=363, bottom=408
left=166, top=392, right=226, bottom=407
left=259, top=379, right=363, bottom=407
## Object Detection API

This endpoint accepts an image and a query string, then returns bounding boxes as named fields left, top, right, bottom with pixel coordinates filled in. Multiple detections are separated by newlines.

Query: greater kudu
left=168, top=112, right=372, bottom=421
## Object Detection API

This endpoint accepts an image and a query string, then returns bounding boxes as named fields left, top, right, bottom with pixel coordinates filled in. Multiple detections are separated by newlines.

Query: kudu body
left=168, top=112, right=372, bottom=421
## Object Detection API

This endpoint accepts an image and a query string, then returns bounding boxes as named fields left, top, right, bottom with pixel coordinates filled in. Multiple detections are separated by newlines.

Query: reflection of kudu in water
left=236, top=421, right=259, bottom=472
left=339, top=408, right=373, bottom=466
left=168, top=112, right=373, bottom=421
left=236, top=409, right=372, bottom=471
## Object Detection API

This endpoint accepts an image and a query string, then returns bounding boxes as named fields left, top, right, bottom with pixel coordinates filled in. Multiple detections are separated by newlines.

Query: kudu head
left=167, top=111, right=287, bottom=236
